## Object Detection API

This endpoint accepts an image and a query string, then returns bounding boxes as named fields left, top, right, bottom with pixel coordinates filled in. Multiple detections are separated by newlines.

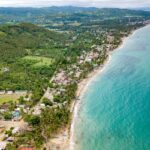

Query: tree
left=42, top=98, right=53, bottom=106
left=18, top=96, right=25, bottom=104
left=25, top=115, right=40, bottom=126
left=4, top=112, right=12, bottom=120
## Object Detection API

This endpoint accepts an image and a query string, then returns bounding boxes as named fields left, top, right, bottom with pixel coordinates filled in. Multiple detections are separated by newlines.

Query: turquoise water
left=74, top=25, right=150, bottom=150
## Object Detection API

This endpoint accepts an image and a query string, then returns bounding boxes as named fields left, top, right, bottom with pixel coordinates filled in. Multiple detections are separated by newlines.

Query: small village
left=0, top=31, right=117, bottom=149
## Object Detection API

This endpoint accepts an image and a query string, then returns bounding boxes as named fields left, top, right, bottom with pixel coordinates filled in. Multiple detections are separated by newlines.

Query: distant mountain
left=0, top=6, right=98, bottom=16
left=0, top=6, right=150, bottom=25
left=0, top=6, right=149, bottom=17
left=134, top=7, right=150, bottom=11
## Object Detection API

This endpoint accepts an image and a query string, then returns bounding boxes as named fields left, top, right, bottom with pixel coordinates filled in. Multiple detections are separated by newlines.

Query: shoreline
left=69, top=24, right=150, bottom=150
left=69, top=55, right=111, bottom=150
left=47, top=24, right=150, bottom=150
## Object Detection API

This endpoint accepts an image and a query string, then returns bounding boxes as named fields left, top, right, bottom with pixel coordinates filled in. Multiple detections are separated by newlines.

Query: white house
left=7, top=91, right=13, bottom=95
left=0, top=142, right=6, bottom=150
left=0, top=91, right=5, bottom=95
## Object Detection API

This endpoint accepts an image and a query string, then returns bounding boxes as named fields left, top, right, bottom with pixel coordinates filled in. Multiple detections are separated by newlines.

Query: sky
left=0, top=0, right=150, bottom=8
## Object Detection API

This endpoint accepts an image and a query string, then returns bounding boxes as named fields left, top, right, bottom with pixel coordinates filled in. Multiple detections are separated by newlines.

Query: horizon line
left=0, top=5, right=147, bottom=9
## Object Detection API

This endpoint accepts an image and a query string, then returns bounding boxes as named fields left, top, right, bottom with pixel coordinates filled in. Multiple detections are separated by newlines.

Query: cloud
left=0, top=0, right=150, bottom=8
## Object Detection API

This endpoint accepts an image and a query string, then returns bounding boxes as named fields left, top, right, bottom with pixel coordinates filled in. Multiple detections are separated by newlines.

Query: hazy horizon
left=0, top=0, right=150, bottom=9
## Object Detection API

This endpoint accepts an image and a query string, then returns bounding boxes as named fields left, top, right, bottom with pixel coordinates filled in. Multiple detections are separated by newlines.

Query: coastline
left=69, top=55, right=111, bottom=150
left=69, top=24, right=150, bottom=150
left=47, top=24, right=150, bottom=150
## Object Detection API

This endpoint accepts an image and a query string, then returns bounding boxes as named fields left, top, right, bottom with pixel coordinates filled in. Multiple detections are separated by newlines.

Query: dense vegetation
left=0, top=23, right=71, bottom=101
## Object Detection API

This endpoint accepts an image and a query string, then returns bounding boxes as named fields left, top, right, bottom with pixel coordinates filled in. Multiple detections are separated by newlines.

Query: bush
left=4, top=112, right=12, bottom=120
left=25, top=115, right=40, bottom=126
left=42, top=98, right=53, bottom=106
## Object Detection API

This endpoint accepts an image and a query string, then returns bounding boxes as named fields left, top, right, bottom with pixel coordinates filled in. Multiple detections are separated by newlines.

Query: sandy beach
left=70, top=64, right=109, bottom=149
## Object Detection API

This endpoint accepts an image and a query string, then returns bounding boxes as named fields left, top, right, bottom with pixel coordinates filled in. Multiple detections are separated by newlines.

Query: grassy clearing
left=21, top=56, right=54, bottom=68
left=0, top=94, right=25, bottom=104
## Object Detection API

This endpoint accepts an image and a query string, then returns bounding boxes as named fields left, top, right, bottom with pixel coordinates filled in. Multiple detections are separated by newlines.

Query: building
left=0, top=142, right=6, bottom=150
left=12, top=110, right=21, bottom=121
left=7, top=136, right=15, bottom=142
left=6, top=91, right=13, bottom=95
left=12, top=127, right=20, bottom=134
left=15, top=90, right=27, bottom=95
left=0, top=91, right=5, bottom=95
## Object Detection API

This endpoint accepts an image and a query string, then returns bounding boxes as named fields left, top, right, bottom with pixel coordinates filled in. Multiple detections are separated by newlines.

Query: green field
left=21, top=56, right=54, bottom=68
left=0, top=94, right=24, bottom=104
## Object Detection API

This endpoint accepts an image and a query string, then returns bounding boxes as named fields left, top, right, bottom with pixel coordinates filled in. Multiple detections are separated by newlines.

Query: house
left=85, top=58, right=92, bottom=62
left=7, top=136, right=15, bottom=142
left=23, top=108, right=29, bottom=113
left=12, top=110, right=21, bottom=121
left=6, top=91, right=13, bottom=95
left=0, top=109, right=6, bottom=113
left=53, top=70, right=69, bottom=85
left=59, top=88, right=66, bottom=92
left=15, top=90, right=27, bottom=95
left=0, top=142, right=6, bottom=150
left=40, top=103, right=45, bottom=109
left=17, top=104, right=25, bottom=109
left=24, top=97, right=30, bottom=101
left=79, top=59, right=84, bottom=64
left=12, top=127, right=20, bottom=134
left=75, top=72, right=81, bottom=78
left=32, top=105, right=42, bottom=115
left=0, top=91, right=5, bottom=95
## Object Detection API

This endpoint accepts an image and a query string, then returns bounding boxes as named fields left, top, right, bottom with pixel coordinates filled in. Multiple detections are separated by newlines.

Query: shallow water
left=74, top=25, right=150, bottom=150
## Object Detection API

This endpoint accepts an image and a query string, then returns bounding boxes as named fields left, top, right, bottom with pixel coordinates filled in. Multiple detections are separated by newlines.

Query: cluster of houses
left=32, top=44, right=108, bottom=115
left=30, top=43, right=109, bottom=117
left=32, top=103, right=45, bottom=115
left=32, top=87, right=67, bottom=115
left=38, top=34, right=115, bottom=112
left=52, top=70, right=71, bottom=86
left=0, top=90, right=33, bottom=148
left=0, top=125, right=28, bottom=150
left=0, top=128, right=33, bottom=150
left=51, top=45, right=105, bottom=85
left=0, top=103, right=30, bottom=121
left=127, top=20, right=150, bottom=26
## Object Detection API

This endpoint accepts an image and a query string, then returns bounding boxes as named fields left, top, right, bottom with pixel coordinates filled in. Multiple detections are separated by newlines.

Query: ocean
left=74, top=25, right=150, bottom=150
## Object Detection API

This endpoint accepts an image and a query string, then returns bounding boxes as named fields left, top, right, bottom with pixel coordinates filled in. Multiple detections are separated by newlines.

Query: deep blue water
left=74, top=25, right=150, bottom=150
